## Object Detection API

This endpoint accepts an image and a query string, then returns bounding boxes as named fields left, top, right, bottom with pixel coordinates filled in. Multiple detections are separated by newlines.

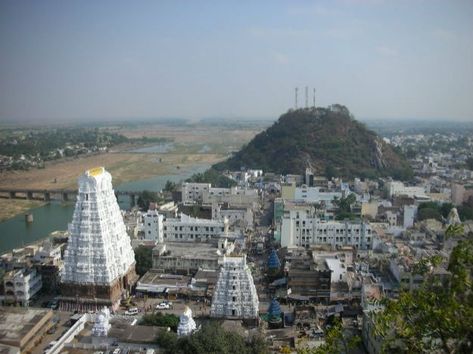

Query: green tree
left=298, top=317, right=360, bottom=354
left=186, top=168, right=237, bottom=188
left=374, top=240, right=473, bottom=353
left=334, top=193, right=357, bottom=220
left=466, top=157, right=473, bottom=171
left=445, top=224, right=464, bottom=239
left=137, top=190, right=160, bottom=210
left=156, top=321, right=269, bottom=354
left=134, top=245, right=153, bottom=276
left=164, top=180, right=177, bottom=192
left=417, top=207, right=442, bottom=221
left=141, top=313, right=180, bottom=331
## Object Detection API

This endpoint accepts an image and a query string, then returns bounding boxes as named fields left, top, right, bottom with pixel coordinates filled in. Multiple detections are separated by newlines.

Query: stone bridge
left=0, top=188, right=140, bottom=206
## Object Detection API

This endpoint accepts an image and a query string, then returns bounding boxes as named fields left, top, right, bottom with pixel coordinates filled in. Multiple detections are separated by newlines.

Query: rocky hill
left=213, top=105, right=413, bottom=180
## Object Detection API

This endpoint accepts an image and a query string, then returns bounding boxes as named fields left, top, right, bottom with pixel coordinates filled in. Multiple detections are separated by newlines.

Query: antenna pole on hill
left=313, top=88, right=316, bottom=108
left=305, top=86, right=308, bottom=108
left=295, top=87, right=298, bottom=109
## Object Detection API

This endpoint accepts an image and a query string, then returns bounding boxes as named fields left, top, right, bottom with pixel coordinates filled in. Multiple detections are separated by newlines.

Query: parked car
left=155, top=302, right=170, bottom=310
left=125, top=307, right=139, bottom=315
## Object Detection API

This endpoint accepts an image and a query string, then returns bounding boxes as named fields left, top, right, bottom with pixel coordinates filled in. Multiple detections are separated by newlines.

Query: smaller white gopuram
left=177, top=306, right=197, bottom=336
left=92, top=307, right=111, bottom=337
left=210, top=255, right=259, bottom=319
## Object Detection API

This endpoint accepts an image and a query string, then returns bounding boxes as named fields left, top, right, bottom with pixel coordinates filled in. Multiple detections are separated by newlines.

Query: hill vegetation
left=214, top=105, right=413, bottom=180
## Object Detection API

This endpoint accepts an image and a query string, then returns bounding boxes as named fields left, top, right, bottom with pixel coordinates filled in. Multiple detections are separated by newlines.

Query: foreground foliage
left=297, top=317, right=360, bottom=354
left=374, top=239, right=473, bottom=353
left=156, top=321, right=268, bottom=354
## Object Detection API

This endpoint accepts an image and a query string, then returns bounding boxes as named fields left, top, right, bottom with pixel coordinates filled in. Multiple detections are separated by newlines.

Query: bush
left=141, top=313, right=179, bottom=331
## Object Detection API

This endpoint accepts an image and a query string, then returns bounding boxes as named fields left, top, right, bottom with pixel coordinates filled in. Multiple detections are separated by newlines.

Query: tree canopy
left=140, top=313, right=180, bottom=332
left=374, top=239, right=473, bottom=353
left=156, top=321, right=268, bottom=354
left=134, top=245, right=153, bottom=276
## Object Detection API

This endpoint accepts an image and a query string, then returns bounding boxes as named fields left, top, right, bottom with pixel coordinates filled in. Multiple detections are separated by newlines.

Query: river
left=0, top=162, right=209, bottom=254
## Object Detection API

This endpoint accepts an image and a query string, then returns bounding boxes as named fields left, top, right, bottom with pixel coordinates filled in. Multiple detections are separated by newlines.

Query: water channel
left=0, top=160, right=210, bottom=254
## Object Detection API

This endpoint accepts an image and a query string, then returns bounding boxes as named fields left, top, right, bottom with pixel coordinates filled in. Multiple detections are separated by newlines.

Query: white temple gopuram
left=210, top=255, right=259, bottom=320
left=177, top=306, right=197, bottom=336
left=60, top=167, right=138, bottom=311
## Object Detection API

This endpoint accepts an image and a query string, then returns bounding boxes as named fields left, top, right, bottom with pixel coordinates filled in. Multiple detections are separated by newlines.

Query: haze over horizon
left=1, top=0, right=472, bottom=123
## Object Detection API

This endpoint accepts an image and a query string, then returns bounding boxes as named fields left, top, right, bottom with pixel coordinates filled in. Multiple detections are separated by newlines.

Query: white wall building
left=211, top=203, right=253, bottom=230
left=163, top=213, right=227, bottom=243
left=32, top=240, right=62, bottom=264
left=386, top=181, right=427, bottom=199
left=280, top=205, right=373, bottom=249
left=294, top=186, right=343, bottom=206
left=403, top=205, right=417, bottom=229
left=2, top=268, right=42, bottom=306
left=181, top=182, right=211, bottom=205
left=202, top=187, right=259, bottom=207
left=143, top=209, right=164, bottom=243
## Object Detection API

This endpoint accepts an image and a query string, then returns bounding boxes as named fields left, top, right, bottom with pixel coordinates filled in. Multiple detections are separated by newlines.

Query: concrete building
left=1, top=268, right=42, bottom=307
left=285, top=248, right=332, bottom=303
left=181, top=182, right=211, bottom=205
left=136, top=271, right=191, bottom=295
left=451, top=182, right=473, bottom=206
left=280, top=205, right=373, bottom=249
left=386, top=181, right=427, bottom=199
left=403, top=205, right=417, bottom=229
left=361, top=201, right=378, bottom=220
left=212, top=203, right=253, bottom=230
left=210, top=256, right=259, bottom=320
left=0, top=307, right=53, bottom=353
left=152, top=242, right=228, bottom=274
left=294, top=186, right=343, bottom=206
left=143, top=209, right=164, bottom=243
left=60, top=167, right=138, bottom=311
left=281, top=183, right=296, bottom=200
left=202, top=186, right=259, bottom=207
left=163, top=213, right=227, bottom=243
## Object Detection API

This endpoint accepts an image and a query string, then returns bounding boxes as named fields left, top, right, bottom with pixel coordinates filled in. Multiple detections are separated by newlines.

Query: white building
left=163, top=213, right=227, bottom=243
left=212, top=203, right=253, bottom=230
left=202, top=186, right=259, bottom=207
left=210, top=256, right=259, bottom=320
left=143, top=209, right=164, bottom=243
left=32, top=239, right=62, bottom=264
left=280, top=205, right=373, bottom=249
left=403, top=205, right=417, bottom=229
left=294, top=186, right=343, bottom=206
left=181, top=182, right=211, bottom=205
left=2, top=268, right=42, bottom=306
left=386, top=181, right=427, bottom=199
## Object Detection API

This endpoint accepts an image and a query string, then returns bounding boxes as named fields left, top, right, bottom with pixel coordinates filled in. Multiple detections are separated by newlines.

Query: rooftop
left=153, top=242, right=221, bottom=260
left=0, top=307, right=52, bottom=347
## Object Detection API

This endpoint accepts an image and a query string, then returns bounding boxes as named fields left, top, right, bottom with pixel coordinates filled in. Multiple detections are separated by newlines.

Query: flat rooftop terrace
left=0, top=307, right=52, bottom=347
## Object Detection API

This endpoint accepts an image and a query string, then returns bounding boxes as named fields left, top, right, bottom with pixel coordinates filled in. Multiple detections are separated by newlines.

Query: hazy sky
left=1, top=0, right=472, bottom=122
